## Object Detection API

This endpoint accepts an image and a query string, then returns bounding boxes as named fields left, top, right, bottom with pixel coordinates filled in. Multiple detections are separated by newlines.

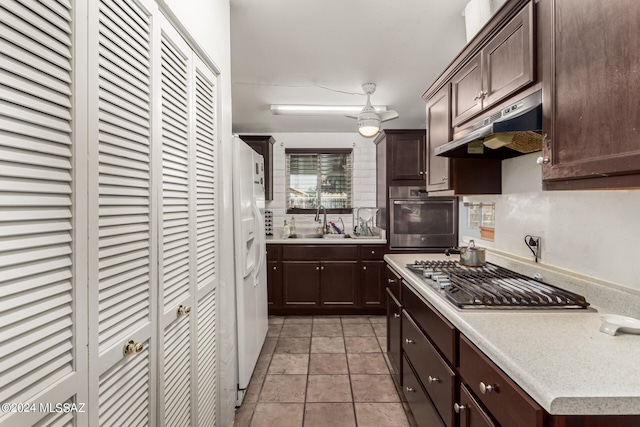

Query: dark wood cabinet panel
left=282, top=261, right=320, bottom=307
left=451, top=54, right=483, bottom=127
left=361, top=261, right=384, bottom=308
left=403, top=355, right=446, bottom=427
left=267, top=261, right=279, bottom=308
left=426, top=85, right=453, bottom=192
left=239, top=135, right=275, bottom=200
left=402, top=282, right=457, bottom=365
left=459, top=334, right=545, bottom=427
left=389, top=133, right=426, bottom=182
left=403, top=312, right=456, bottom=427
left=386, top=288, right=402, bottom=385
left=386, top=265, right=402, bottom=300
left=459, top=383, right=497, bottom=427
left=540, top=0, right=640, bottom=190
left=451, top=2, right=535, bottom=129
left=320, top=261, right=358, bottom=307
left=482, top=2, right=534, bottom=109
left=282, top=244, right=358, bottom=261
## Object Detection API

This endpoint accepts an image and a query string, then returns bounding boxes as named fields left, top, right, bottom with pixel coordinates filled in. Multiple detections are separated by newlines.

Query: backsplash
left=263, top=132, right=378, bottom=237
left=463, top=152, right=640, bottom=294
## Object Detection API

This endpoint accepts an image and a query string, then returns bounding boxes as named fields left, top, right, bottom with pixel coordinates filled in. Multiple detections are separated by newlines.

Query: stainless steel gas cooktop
left=406, top=260, right=590, bottom=310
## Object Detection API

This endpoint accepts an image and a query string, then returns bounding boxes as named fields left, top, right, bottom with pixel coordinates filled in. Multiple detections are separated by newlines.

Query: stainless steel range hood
left=436, top=90, right=542, bottom=159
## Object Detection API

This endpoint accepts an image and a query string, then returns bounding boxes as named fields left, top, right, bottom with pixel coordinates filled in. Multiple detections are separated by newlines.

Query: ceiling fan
left=347, top=83, right=399, bottom=137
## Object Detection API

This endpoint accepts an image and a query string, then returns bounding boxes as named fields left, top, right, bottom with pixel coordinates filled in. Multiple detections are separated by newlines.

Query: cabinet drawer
left=282, top=245, right=358, bottom=260
left=266, top=244, right=280, bottom=261
left=459, top=335, right=544, bottom=427
left=403, top=311, right=455, bottom=427
left=360, top=245, right=385, bottom=260
left=402, top=282, right=457, bottom=364
left=402, top=355, right=446, bottom=427
left=459, top=383, right=496, bottom=427
left=385, top=265, right=401, bottom=300
left=386, top=288, right=402, bottom=384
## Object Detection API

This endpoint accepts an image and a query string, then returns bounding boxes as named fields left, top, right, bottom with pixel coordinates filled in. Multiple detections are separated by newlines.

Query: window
left=467, top=202, right=495, bottom=240
left=286, top=149, right=352, bottom=213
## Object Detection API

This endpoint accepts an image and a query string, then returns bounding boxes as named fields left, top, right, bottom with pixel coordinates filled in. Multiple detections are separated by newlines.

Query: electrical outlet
left=525, top=235, right=541, bottom=262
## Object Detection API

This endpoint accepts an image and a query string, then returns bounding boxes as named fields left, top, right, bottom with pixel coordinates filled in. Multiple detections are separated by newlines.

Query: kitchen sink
left=288, top=233, right=350, bottom=239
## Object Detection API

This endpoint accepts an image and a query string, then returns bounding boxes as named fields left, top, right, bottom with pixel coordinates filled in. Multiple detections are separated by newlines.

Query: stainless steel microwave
left=388, top=187, right=458, bottom=249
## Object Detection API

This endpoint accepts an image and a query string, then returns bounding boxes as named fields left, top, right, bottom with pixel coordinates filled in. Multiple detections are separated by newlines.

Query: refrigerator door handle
left=252, top=202, right=265, bottom=287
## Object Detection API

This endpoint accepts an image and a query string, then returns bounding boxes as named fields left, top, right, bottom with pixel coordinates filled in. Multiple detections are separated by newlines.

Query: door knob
left=123, top=340, right=144, bottom=356
left=177, top=305, right=191, bottom=316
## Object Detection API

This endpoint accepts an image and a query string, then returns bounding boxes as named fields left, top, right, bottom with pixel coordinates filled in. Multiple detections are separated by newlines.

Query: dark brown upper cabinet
left=426, top=85, right=502, bottom=195
left=239, top=135, right=275, bottom=200
left=539, top=0, right=640, bottom=190
left=451, top=1, right=534, bottom=128
left=375, top=130, right=427, bottom=186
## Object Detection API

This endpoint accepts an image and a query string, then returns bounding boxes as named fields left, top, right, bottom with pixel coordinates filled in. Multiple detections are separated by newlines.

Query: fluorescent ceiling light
left=270, top=104, right=387, bottom=116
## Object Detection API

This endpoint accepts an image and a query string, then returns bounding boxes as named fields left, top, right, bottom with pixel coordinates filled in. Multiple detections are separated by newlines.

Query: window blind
left=286, top=150, right=352, bottom=210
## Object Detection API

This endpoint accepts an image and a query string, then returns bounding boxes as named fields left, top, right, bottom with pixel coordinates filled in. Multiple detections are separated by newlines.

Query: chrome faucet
left=315, top=205, right=329, bottom=234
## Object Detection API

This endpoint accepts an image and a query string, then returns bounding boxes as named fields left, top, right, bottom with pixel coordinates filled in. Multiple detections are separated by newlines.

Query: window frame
left=285, top=148, right=353, bottom=215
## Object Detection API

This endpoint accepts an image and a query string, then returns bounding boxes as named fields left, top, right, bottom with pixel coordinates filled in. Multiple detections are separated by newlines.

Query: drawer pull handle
left=405, top=338, right=414, bottom=344
left=406, top=387, right=416, bottom=393
left=371, top=250, right=376, bottom=254
left=479, top=382, right=496, bottom=394
left=388, top=279, right=397, bottom=284
left=454, top=403, right=466, bottom=413
left=393, top=313, right=400, bottom=318
left=427, top=376, right=440, bottom=384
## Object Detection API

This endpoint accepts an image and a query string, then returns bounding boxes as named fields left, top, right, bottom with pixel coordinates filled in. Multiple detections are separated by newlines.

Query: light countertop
left=385, top=251, right=640, bottom=416
left=267, top=235, right=386, bottom=244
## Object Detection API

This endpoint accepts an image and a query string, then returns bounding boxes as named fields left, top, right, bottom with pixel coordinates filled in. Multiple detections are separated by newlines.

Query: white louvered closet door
left=156, top=16, right=220, bottom=426
left=87, top=0, right=157, bottom=426
left=192, top=56, right=219, bottom=427
left=157, top=17, right=195, bottom=427
left=0, top=1, right=88, bottom=426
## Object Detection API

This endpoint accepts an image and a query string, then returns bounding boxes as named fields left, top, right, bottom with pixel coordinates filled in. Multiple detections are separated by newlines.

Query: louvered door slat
left=163, top=318, right=191, bottom=427
left=9, top=0, right=72, bottom=36
left=0, top=0, right=75, bottom=418
left=98, top=344, right=150, bottom=426
left=99, top=0, right=150, bottom=58
left=197, top=290, right=217, bottom=426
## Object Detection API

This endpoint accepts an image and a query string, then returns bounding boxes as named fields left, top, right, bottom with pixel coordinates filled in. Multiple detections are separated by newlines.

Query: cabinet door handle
left=454, top=403, right=466, bottom=413
left=537, top=156, right=550, bottom=165
left=321, top=266, right=324, bottom=270
left=316, top=266, right=320, bottom=271
left=427, top=376, right=440, bottom=384
left=479, top=382, right=496, bottom=394
left=405, top=338, right=414, bottom=344
left=273, top=266, right=277, bottom=270
left=419, top=171, right=424, bottom=175
left=371, top=250, right=376, bottom=255
left=393, top=313, right=400, bottom=318
left=406, top=387, right=416, bottom=393
left=363, top=266, right=367, bottom=270
left=388, top=279, right=397, bottom=284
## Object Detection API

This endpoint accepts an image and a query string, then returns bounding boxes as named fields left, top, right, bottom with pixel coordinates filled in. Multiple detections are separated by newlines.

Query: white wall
left=262, top=132, right=377, bottom=236
left=159, top=0, right=237, bottom=425
left=463, top=153, right=640, bottom=293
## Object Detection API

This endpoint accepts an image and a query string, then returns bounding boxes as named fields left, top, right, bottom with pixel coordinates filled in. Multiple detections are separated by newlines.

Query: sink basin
left=322, top=234, right=348, bottom=239
left=348, top=233, right=380, bottom=239
left=288, top=233, right=324, bottom=239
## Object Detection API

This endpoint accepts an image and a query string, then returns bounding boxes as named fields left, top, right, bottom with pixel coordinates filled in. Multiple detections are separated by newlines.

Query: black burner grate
left=406, top=261, right=590, bottom=309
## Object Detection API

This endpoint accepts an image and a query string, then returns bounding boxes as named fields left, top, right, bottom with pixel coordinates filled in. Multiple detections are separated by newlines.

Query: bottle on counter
left=281, top=219, right=290, bottom=238
left=290, top=216, right=296, bottom=237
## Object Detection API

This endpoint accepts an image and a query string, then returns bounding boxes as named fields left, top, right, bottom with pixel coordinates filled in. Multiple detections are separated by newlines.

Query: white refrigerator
left=232, top=137, right=269, bottom=405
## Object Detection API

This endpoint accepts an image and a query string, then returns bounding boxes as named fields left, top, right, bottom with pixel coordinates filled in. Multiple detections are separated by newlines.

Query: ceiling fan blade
left=344, top=114, right=360, bottom=119
left=378, top=110, right=399, bottom=122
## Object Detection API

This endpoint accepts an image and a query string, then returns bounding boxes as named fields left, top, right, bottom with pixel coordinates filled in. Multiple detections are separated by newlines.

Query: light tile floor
left=234, top=315, right=417, bottom=427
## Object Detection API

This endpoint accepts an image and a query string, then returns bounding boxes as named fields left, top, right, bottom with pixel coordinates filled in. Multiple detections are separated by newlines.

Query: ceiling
left=230, top=0, right=472, bottom=135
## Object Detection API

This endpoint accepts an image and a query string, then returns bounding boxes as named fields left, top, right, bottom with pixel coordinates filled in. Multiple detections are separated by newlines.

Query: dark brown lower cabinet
left=267, top=261, right=279, bottom=308
left=403, top=355, right=446, bottom=427
left=281, top=261, right=358, bottom=308
left=458, top=384, right=496, bottom=427
left=282, top=261, right=320, bottom=307
left=268, top=243, right=385, bottom=315
left=386, top=288, right=402, bottom=385
left=320, top=261, right=358, bottom=307
left=362, top=260, right=384, bottom=308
